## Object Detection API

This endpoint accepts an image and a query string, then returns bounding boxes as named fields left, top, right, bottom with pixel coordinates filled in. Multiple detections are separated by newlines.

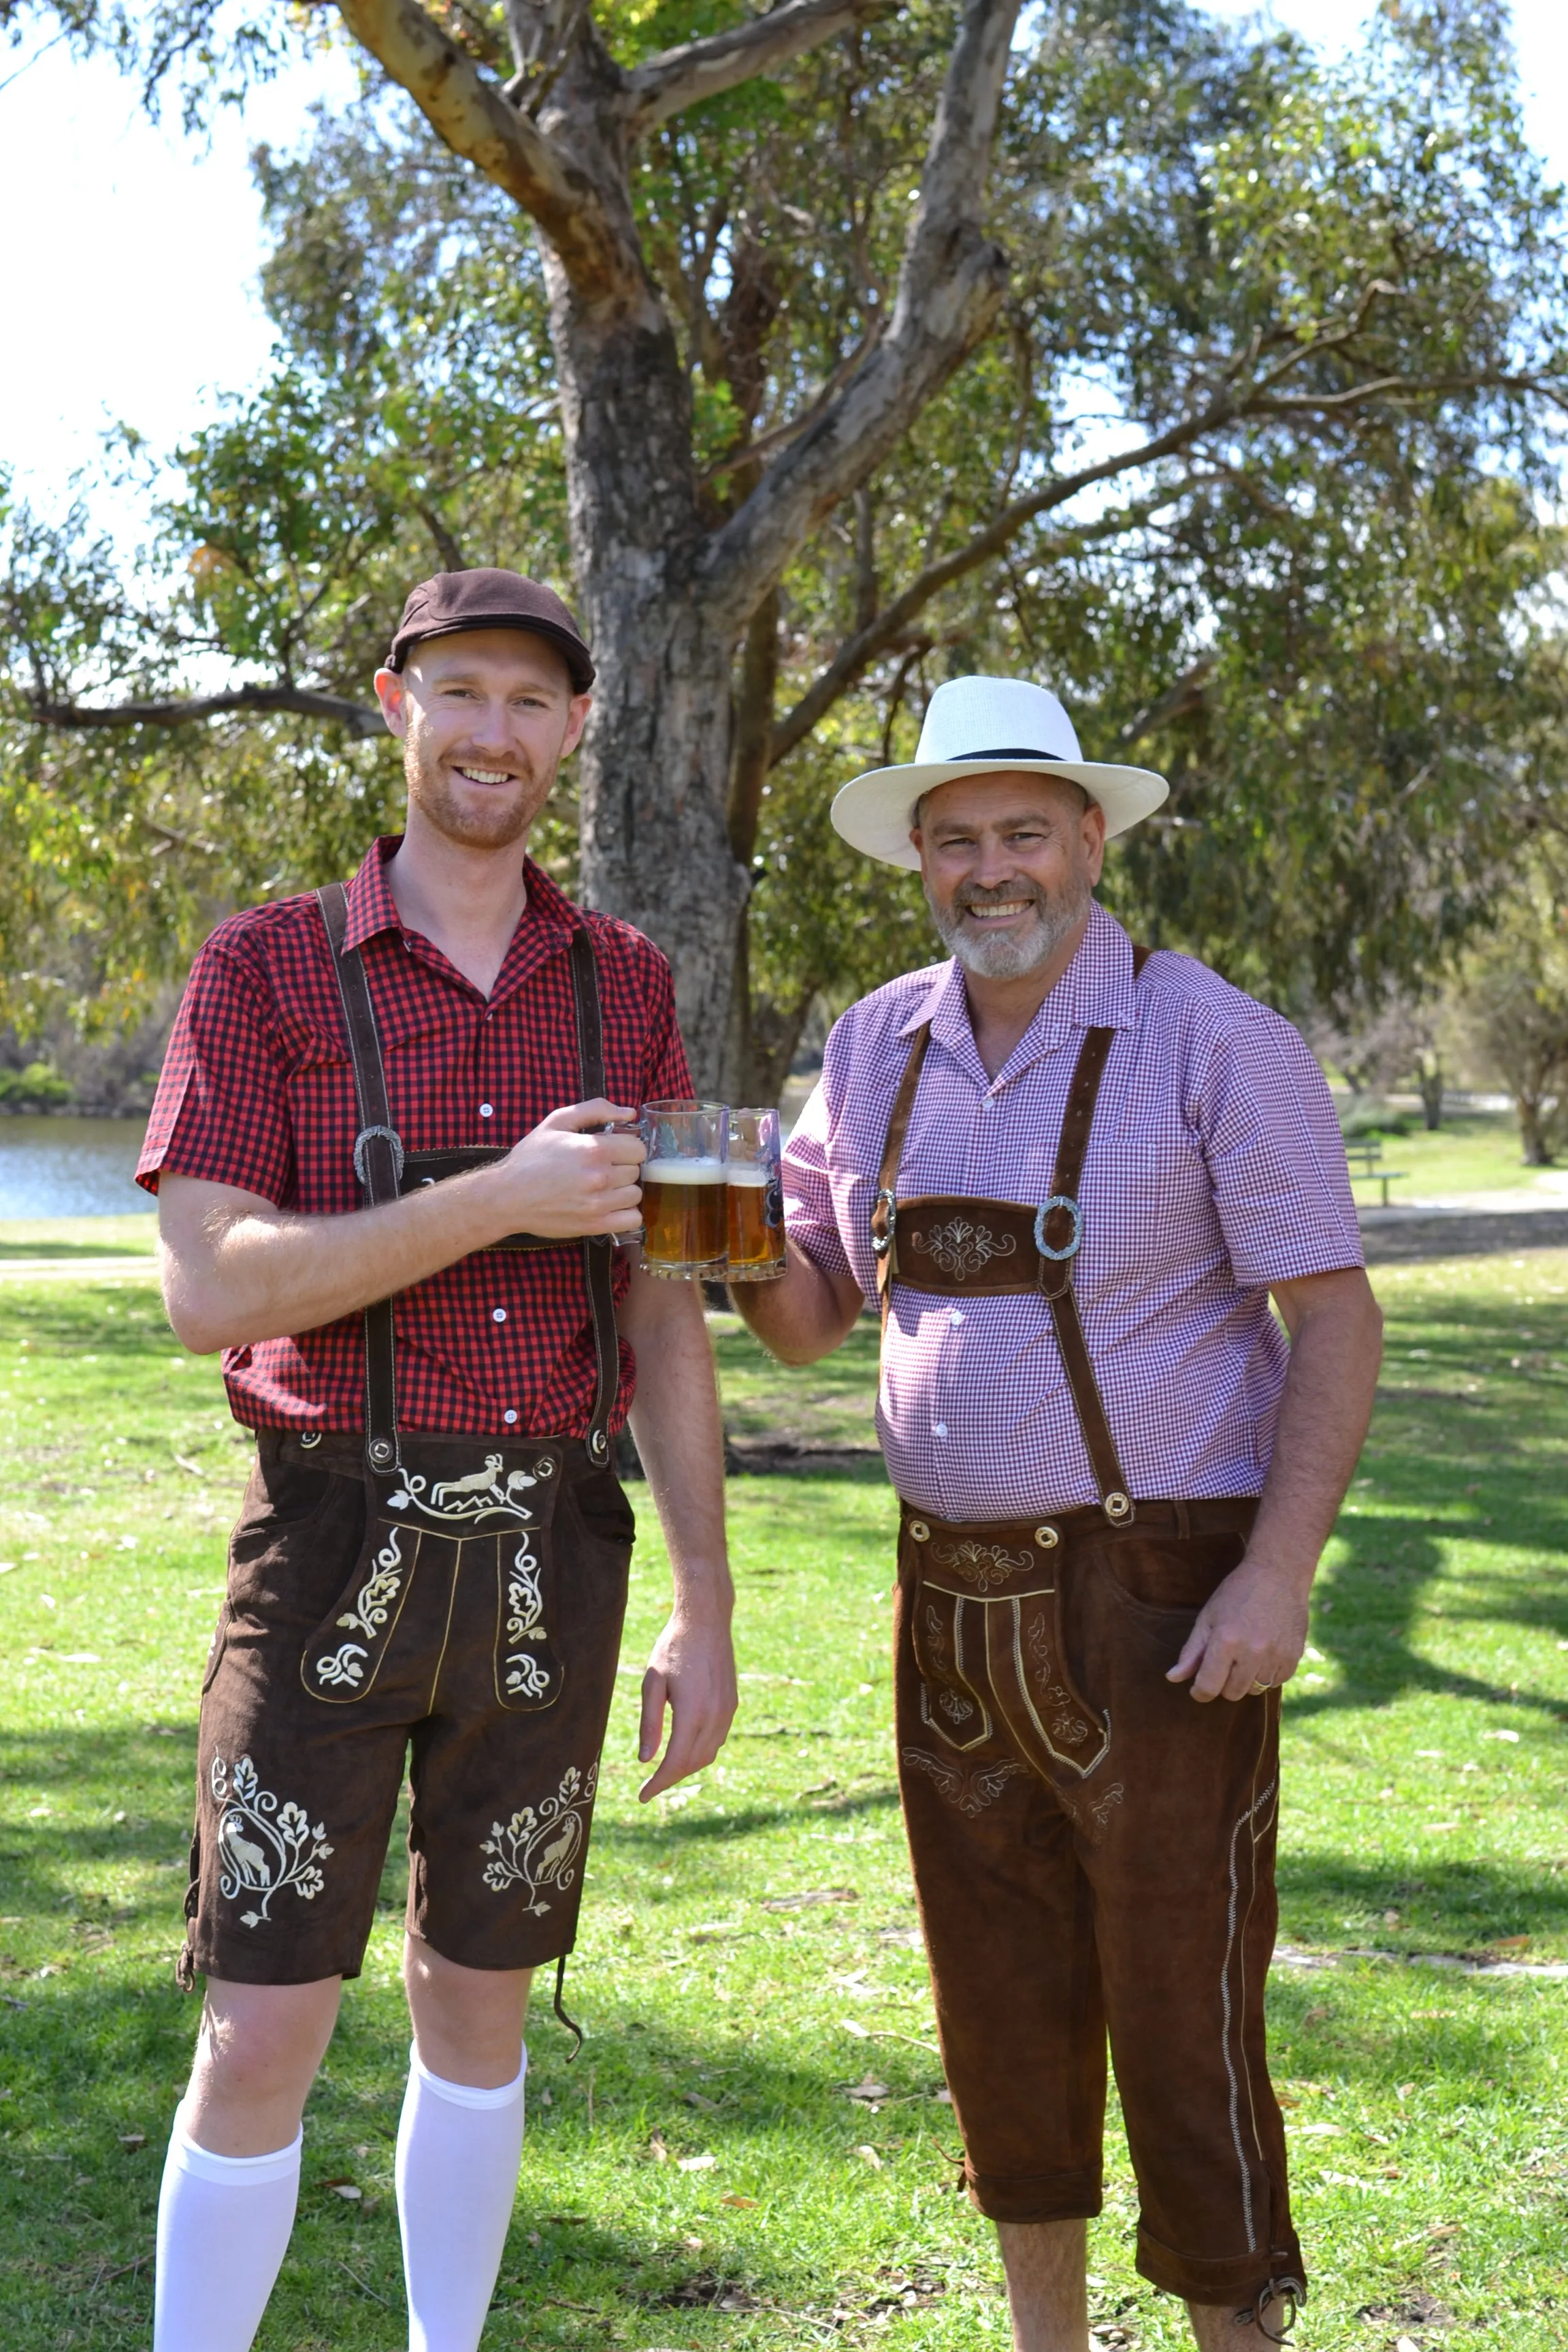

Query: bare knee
left=404, top=1937, right=529, bottom=2088
left=184, top=1977, right=341, bottom=2154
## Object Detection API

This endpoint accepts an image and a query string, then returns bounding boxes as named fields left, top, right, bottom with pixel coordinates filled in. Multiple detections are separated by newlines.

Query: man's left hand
left=1166, top=1555, right=1309, bottom=1704
left=637, top=1614, right=738, bottom=1799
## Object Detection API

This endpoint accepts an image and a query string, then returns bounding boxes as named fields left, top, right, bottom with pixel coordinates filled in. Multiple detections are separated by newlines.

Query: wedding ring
left=1250, top=1679, right=1277, bottom=1694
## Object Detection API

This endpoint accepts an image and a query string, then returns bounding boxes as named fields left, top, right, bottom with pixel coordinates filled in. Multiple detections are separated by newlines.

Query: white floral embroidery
left=502, top=1532, right=551, bottom=1701
left=212, top=1753, right=333, bottom=1928
left=910, top=1217, right=1017, bottom=1279
left=481, top=1763, right=596, bottom=1915
left=901, top=1746, right=1026, bottom=1816
left=387, top=1454, right=541, bottom=1525
left=337, top=1524, right=404, bottom=1639
left=930, top=1538, right=1034, bottom=1592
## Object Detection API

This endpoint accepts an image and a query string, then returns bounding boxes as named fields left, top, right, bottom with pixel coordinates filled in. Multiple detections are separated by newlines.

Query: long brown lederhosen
left=179, top=888, right=632, bottom=2013
left=871, top=960, right=1305, bottom=2325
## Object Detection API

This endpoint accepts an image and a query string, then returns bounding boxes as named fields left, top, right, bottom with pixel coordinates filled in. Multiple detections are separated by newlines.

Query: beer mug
left=638, top=1100, right=728, bottom=1277
left=725, top=1107, right=786, bottom=1282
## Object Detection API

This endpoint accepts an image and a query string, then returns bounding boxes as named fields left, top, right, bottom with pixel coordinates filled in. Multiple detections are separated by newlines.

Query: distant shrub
left=1341, top=1107, right=1412, bottom=1139
left=0, top=1061, right=74, bottom=1110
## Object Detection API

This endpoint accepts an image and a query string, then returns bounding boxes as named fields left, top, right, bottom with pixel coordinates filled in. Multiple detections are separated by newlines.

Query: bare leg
left=182, top=1976, right=342, bottom=2155
left=402, top=1936, right=533, bottom=2085
left=996, top=2219, right=1090, bottom=2352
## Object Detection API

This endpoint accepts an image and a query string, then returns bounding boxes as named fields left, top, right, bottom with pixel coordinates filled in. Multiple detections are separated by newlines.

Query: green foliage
left=0, top=1060, right=72, bottom=1108
left=2, top=0, right=1566, bottom=1055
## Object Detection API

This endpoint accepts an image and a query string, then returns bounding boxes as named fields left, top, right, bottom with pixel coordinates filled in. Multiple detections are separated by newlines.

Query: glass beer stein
left=725, top=1107, right=786, bottom=1282
left=637, top=1100, right=728, bottom=1277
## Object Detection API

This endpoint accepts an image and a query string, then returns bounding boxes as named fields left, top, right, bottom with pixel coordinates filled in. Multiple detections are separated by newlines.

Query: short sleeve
left=136, top=944, right=295, bottom=1203
left=782, top=1080, right=856, bottom=1282
left=1196, top=1009, right=1363, bottom=1285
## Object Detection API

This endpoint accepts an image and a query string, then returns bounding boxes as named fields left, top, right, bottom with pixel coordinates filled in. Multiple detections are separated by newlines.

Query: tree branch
left=625, top=0, right=889, bottom=135
left=28, top=685, right=386, bottom=739
left=770, top=455, right=1220, bottom=764
left=698, top=0, right=1022, bottom=630
left=333, top=0, right=638, bottom=300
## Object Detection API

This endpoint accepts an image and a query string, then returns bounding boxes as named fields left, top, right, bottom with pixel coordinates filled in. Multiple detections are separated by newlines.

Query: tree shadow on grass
left=1298, top=1497, right=1568, bottom=1726
left=1277, top=1848, right=1568, bottom=1955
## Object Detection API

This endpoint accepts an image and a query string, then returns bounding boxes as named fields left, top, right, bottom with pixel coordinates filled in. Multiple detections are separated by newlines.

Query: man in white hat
left=731, top=676, right=1380, bottom=2348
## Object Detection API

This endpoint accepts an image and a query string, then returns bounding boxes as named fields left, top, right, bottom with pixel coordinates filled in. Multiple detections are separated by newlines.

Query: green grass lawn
left=3, top=1254, right=1567, bottom=2348
left=1343, top=1111, right=1557, bottom=1203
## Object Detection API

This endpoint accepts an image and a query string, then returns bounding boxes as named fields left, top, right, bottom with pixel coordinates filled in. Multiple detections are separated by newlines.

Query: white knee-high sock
left=153, top=2105, right=301, bottom=2352
left=396, top=2043, right=527, bottom=2352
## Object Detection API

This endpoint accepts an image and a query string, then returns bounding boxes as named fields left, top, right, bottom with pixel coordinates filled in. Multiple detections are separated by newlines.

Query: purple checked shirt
left=782, top=900, right=1363, bottom=1522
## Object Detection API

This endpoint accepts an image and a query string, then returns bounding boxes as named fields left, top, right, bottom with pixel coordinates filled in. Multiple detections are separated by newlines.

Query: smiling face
left=913, top=770, right=1106, bottom=981
left=374, top=626, right=591, bottom=852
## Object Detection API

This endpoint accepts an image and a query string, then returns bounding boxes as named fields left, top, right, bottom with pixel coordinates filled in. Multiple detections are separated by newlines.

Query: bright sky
left=1, top=2, right=1565, bottom=531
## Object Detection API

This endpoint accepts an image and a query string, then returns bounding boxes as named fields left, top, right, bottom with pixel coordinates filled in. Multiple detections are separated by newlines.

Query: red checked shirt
left=783, top=900, right=1363, bottom=1521
left=137, top=838, right=692, bottom=1435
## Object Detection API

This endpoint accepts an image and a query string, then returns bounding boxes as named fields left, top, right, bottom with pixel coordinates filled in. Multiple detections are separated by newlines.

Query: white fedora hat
left=831, top=675, right=1169, bottom=870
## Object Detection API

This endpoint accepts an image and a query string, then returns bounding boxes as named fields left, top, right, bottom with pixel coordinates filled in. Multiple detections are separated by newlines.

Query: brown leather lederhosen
left=871, top=954, right=1305, bottom=2327
left=177, top=891, right=633, bottom=2010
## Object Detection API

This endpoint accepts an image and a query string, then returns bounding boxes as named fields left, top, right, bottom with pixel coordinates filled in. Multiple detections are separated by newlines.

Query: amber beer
left=637, top=1101, right=728, bottom=1276
left=725, top=1107, right=785, bottom=1282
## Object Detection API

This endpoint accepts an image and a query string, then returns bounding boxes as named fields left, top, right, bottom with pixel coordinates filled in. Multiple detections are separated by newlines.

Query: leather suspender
left=316, top=883, right=619, bottom=1475
left=872, top=946, right=1152, bottom=1526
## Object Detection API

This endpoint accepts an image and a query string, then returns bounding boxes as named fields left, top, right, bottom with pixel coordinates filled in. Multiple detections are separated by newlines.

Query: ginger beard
left=400, top=717, right=555, bottom=851
left=926, top=867, right=1094, bottom=980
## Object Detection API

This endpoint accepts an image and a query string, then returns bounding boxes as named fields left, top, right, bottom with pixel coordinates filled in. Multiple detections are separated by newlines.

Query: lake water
left=0, top=1115, right=154, bottom=1218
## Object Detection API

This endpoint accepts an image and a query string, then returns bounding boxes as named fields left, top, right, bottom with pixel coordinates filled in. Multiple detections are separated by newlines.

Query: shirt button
left=503, top=1409, right=518, bottom=1426
left=933, top=1422, right=948, bottom=1438
left=492, top=1307, right=507, bottom=1324
left=479, top=1102, right=494, bottom=1119
left=949, top=1309, right=964, bottom=1326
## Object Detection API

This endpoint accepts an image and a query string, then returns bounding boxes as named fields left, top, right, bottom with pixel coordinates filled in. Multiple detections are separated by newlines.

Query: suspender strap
left=1038, top=1019, right=1133, bottom=1522
left=566, top=926, right=619, bottom=1469
left=315, top=885, right=620, bottom=1474
left=870, top=1022, right=932, bottom=1330
left=318, top=882, right=403, bottom=1471
left=870, top=945, right=1152, bottom=1525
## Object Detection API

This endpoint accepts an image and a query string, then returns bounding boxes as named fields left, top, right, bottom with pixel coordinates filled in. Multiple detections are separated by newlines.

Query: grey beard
left=926, top=879, right=1091, bottom=979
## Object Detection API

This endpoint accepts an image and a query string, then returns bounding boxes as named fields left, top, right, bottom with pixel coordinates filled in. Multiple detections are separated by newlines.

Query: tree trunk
left=1518, top=1094, right=1554, bottom=1165
left=539, top=236, right=751, bottom=1094
left=1416, top=1054, right=1443, bottom=1130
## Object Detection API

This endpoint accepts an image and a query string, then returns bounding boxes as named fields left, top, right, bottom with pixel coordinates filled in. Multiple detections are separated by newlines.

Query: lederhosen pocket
left=902, top=1509, right=1111, bottom=1780
left=298, top=1445, right=570, bottom=1709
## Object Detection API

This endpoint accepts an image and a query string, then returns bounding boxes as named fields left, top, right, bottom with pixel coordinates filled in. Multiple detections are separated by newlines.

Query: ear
left=374, top=667, right=408, bottom=740
left=559, top=689, right=593, bottom=761
left=1081, top=798, right=1107, bottom=887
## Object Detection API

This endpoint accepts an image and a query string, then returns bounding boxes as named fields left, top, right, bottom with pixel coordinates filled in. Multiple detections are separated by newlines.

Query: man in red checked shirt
left=135, top=568, right=736, bottom=2352
left=733, top=676, right=1383, bottom=2351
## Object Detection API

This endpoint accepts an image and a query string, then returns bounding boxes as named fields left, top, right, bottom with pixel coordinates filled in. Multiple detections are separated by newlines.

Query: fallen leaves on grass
left=676, top=2151, right=715, bottom=2172
left=761, top=1886, right=858, bottom=1910
left=853, top=2144, right=883, bottom=2169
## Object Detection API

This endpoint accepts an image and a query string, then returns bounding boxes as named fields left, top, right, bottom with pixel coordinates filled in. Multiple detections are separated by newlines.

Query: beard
left=404, top=734, right=549, bottom=851
left=926, top=873, right=1092, bottom=979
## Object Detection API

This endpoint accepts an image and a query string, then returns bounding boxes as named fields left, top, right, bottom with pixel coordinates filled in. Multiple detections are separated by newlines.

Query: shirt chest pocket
left=1096, top=1136, right=1209, bottom=1262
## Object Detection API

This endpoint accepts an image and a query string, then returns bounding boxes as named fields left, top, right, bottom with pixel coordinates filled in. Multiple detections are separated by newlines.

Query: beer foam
left=725, top=1164, right=774, bottom=1186
left=641, top=1156, right=727, bottom=1183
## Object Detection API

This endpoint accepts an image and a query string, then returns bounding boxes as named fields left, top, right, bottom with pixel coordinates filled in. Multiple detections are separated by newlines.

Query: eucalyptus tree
left=4, top=0, right=1566, bottom=1086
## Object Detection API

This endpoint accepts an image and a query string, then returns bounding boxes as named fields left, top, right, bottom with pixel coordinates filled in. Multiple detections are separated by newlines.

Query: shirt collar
left=342, top=836, right=581, bottom=966
left=898, top=899, right=1139, bottom=1075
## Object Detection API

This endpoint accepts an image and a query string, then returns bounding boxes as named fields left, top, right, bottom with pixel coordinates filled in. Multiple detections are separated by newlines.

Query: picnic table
left=1343, top=1133, right=1407, bottom=1207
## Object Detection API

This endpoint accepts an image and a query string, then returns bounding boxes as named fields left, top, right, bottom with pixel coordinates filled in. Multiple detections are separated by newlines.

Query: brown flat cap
left=387, top=568, right=595, bottom=689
